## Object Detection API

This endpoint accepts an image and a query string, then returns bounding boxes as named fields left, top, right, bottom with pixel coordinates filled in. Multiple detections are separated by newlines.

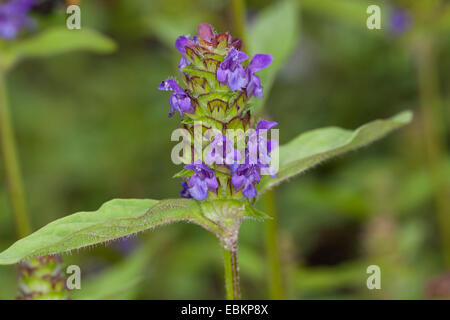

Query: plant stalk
left=223, top=246, right=241, bottom=300
left=263, top=190, right=284, bottom=299
left=414, top=35, right=450, bottom=268
left=0, top=74, right=32, bottom=238
left=231, top=0, right=247, bottom=50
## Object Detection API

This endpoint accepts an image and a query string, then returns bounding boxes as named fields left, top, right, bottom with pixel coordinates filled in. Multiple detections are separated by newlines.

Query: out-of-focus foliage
left=0, top=0, right=449, bottom=299
left=247, top=0, right=299, bottom=113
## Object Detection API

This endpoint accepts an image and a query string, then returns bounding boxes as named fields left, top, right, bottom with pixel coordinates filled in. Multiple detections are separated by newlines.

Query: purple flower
left=0, top=0, right=34, bottom=40
left=231, top=163, right=261, bottom=198
left=206, top=134, right=242, bottom=165
left=248, top=120, right=278, bottom=165
left=114, top=237, right=139, bottom=256
left=180, top=181, right=192, bottom=198
left=217, top=48, right=249, bottom=92
left=184, top=161, right=218, bottom=200
left=198, top=22, right=215, bottom=43
left=389, top=8, right=412, bottom=35
left=175, top=35, right=198, bottom=71
left=158, top=78, right=193, bottom=117
left=245, top=54, right=273, bottom=98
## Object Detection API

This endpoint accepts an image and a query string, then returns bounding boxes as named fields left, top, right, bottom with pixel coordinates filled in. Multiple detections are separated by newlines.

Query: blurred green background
left=1, top=0, right=450, bottom=299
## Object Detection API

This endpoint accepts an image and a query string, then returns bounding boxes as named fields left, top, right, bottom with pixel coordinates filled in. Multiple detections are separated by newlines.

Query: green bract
left=16, top=256, right=68, bottom=300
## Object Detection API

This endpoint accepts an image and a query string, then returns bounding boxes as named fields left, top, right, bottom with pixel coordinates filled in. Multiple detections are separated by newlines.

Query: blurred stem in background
left=263, top=190, right=285, bottom=299
left=231, top=0, right=247, bottom=49
left=414, top=35, right=450, bottom=268
left=0, top=75, right=32, bottom=238
left=0, top=74, right=68, bottom=299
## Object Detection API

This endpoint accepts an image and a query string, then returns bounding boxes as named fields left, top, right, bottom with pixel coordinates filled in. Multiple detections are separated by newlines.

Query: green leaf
left=7, top=27, right=116, bottom=61
left=0, top=197, right=271, bottom=265
left=247, top=0, right=299, bottom=113
left=258, top=111, right=413, bottom=195
left=0, top=198, right=224, bottom=265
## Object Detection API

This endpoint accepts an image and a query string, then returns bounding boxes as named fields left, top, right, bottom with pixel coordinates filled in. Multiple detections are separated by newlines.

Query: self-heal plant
left=0, top=22, right=411, bottom=300
left=159, top=22, right=276, bottom=204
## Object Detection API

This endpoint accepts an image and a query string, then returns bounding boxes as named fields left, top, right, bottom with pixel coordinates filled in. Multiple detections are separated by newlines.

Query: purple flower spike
left=206, top=134, right=241, bottom=165
left=0, top=0, right=34, bottom=40
left=217, top=48, right=249, bottom=92
left=245, top=54, right=273, bottom=98
left=158, top=78, right=193, bottom=117
left=184, top=161, right=218, bottom=200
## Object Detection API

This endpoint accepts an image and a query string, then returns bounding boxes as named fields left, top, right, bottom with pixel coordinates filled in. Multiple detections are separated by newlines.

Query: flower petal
left=257, top=120, right=278, bottom=131
left=198, top=22, right=215, bottom=43
left=248, top=54, right=273, bottom=73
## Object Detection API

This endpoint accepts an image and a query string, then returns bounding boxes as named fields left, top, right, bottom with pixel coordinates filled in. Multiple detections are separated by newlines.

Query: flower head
left=160, top=23, right=277, bottom=201
left=184, top=161, right=218, bottom=200
left=158, top=78, right=193, bottom=117
left=0, top=0, right=34, bottom=40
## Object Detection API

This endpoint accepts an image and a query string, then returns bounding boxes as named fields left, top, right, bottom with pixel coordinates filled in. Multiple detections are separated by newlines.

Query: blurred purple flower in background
left=389, top=7, right=412, bottom=36
left=114, top=236, right=140, bottom=256
left=0, top=0, right=34, bottom=40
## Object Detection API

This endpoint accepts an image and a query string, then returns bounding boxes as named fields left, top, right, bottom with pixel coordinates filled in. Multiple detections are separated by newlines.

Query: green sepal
left=182, top=65, right=218, bottom=90
left=172, top=168, right=194, bottom=178
left=244, top=202, right=272, bottom=220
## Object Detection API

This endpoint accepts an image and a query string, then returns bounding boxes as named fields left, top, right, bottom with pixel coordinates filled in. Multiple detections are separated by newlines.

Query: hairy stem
left=414, top=35, right=450, bottom=268
left=223, top=245, right=241, bottom=300
left=0, top=75, right=32, bottom=238
left=263, top=190, right=284, bottom=299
